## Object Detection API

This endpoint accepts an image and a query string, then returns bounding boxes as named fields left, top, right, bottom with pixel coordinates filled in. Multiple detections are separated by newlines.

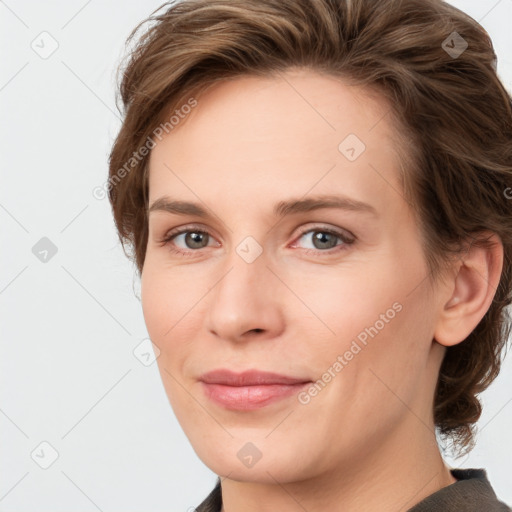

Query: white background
left=1, top=1, right=511, bottom=510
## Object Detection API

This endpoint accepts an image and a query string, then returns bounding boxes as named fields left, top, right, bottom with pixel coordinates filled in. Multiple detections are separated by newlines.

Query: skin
left=141, top=68, right=502, bottom=511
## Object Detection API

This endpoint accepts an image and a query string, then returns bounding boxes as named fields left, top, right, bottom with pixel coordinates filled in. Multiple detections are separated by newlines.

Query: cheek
left=295, top=249, right=433, bottom=383
left=318, top=276, right=436, bottom=424
left=140, top=263, right=190, bottom=374
left=140, top=266, right=197, bottom=414
left=140, top=259, right=217, bottom=387
left=289, top=263, right=400, bottom=351
left=140, top=271, right=169, bottom=341
left=140, top=258, right=201, bottom=338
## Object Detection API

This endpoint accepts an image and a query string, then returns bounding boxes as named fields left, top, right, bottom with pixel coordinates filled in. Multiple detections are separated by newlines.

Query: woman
left=108, top=0, right=512, bottom=510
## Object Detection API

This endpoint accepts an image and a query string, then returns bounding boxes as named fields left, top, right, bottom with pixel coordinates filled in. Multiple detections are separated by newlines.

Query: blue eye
left=159, top=224, right=355, bottom=257
left=161, top=228, right=215, bottom=256
left=293, top=227, right=355, bottom=253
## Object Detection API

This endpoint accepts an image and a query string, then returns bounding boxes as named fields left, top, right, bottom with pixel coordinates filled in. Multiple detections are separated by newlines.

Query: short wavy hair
left=108, top=0, right=512, bottom=456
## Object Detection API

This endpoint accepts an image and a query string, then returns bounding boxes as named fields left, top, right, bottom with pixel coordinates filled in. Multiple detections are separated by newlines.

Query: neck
left=220, top=418, right=457, bottom=512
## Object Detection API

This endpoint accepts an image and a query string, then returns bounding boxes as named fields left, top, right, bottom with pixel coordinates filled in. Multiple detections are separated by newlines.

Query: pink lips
left=199, top=369, right=311, bottom=410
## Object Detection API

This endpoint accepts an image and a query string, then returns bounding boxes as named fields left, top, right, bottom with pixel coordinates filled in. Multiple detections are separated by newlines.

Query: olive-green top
left=196, top=468, right=511, bottom=511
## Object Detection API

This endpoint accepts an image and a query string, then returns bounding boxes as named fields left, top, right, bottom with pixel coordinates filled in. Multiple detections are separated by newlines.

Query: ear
left=434, top=233, right=503, bottom=347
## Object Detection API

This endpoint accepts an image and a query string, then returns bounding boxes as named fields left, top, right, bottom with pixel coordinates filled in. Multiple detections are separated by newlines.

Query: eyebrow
left=148, top=194, right=378, bottom=218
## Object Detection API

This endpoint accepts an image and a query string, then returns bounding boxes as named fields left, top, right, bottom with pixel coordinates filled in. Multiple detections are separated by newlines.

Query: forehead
left=148, top=69, right=404, bottom=214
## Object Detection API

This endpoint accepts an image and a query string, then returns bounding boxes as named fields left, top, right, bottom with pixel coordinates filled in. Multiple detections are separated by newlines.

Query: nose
left=205, top=248, right=285, bottom=344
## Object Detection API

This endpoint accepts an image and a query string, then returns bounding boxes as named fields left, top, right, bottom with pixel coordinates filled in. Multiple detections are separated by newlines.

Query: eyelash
left=158, top=224, right=356, bottom=258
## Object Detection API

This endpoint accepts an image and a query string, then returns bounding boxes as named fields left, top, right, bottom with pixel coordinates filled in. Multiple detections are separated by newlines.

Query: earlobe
left=434, top=233, right=503, bottom=347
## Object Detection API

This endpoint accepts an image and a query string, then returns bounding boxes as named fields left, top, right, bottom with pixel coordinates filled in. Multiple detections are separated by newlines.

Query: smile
left=199, top=369, right=312, bottom=410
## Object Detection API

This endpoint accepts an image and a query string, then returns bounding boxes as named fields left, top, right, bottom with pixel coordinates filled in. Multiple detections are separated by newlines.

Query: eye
left=157, top=224, right=355, bottom=257
left=158, top=225, right=219, bottom=256
left=291, top=226, right=355, bottom=253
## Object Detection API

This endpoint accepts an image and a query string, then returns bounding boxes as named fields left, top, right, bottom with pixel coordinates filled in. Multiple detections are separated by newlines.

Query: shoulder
left=194, top=470, right=511, bottom=512
left=407, top=468, right=511, bottom=512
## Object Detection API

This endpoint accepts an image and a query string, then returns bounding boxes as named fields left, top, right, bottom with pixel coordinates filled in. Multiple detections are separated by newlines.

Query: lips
left=200, top=369, right=311, bottom=386
left=199, top=369, right=312, bottom=410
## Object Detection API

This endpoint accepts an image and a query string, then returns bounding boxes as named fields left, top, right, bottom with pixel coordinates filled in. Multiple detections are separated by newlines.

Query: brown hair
left=108, top=0, right=512, bottom=456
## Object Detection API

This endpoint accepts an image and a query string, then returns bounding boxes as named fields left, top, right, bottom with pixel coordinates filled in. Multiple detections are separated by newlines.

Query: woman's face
left=141, top=69, right=445, bottom=482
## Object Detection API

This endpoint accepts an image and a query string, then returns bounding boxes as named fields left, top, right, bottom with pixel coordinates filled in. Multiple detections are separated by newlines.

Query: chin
left=190, top=435, right=316, bottom=484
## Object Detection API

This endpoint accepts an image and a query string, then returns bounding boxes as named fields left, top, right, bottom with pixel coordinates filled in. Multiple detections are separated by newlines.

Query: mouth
left=199, top=369, right=312, bottom=410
